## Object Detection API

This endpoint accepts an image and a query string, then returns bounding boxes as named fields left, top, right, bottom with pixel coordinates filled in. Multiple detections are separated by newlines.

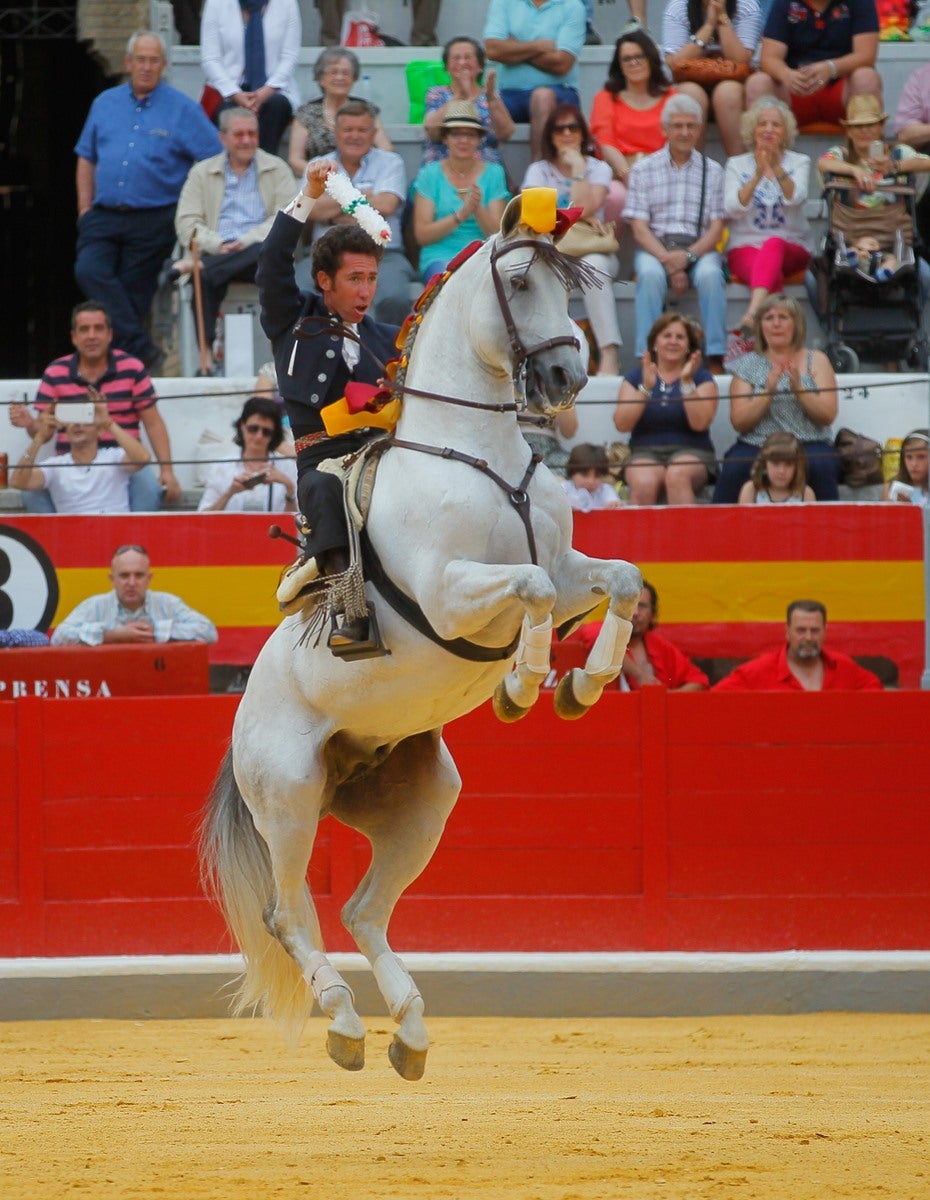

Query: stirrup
left=327, top=602, right=389, bottom=662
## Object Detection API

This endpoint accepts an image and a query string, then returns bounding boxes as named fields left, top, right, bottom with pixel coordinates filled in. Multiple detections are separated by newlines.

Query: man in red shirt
left=576, top=581, right=708, bottom=691
left=713, top=598, right=883, bottom=691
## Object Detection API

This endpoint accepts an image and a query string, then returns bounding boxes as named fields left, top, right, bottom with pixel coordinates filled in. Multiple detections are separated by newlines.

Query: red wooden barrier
left=0, top=643, right=209, bottom=699
left=2, top=691, right=928, bottom=957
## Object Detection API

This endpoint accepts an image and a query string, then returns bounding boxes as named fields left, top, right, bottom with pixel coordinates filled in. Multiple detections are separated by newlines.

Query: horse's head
left=472, top=194, right=592, bottom=417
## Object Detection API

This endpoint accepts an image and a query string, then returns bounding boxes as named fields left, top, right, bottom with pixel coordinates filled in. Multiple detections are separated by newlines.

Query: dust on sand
left=3, top=1013, right=929, bottom=1199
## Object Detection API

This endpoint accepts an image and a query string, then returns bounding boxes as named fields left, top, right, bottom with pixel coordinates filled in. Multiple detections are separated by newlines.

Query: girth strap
left=389, top=437, right=542, bottom=565
left=360, top=528, right=521, bottom=663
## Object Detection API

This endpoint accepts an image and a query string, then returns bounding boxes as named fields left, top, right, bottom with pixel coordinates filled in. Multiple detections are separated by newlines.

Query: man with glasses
left=483, top=0, right=586, bottom=160
left=257, top=160, right=400, bottom=655
left=623, top=92, right=728, bottom=371
left=50, top=544, right=218, bottom=646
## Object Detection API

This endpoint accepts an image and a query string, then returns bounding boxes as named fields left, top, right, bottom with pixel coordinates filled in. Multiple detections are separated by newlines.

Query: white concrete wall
left=4, top=373, right=929, bottom=499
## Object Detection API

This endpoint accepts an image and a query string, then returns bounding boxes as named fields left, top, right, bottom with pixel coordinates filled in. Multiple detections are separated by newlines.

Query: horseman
left=256, top=159, right=400, bottom=654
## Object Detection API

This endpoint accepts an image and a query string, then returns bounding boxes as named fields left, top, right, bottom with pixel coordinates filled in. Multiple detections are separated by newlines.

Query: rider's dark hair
left=311, top=225, right=384, bottom=286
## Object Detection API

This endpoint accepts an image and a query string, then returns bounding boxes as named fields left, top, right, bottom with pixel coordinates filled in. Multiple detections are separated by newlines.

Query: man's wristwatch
left=690, top=34, right=706, bottom=47
left=685, top=250, right=697, bottom=267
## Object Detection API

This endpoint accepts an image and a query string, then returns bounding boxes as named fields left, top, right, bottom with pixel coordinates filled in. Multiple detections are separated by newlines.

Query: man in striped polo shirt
left=9, top=300, right=181, bottom=512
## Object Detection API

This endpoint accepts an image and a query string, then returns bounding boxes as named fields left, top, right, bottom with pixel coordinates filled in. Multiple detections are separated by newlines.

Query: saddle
left=276, top=437, right=391, bottom=657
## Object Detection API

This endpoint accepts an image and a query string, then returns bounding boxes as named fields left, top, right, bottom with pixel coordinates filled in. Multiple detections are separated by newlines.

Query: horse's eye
left=509, top=272, right=529, bottom=292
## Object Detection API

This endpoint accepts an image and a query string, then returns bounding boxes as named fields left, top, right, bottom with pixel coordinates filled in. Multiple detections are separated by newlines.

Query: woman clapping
left=411, top=102, right=509, bottom=281
left=725, top=98, right=811, bottom=337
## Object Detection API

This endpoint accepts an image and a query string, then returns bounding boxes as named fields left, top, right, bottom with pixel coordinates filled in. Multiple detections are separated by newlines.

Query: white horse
left=201, top=194, right=642, bottom=1081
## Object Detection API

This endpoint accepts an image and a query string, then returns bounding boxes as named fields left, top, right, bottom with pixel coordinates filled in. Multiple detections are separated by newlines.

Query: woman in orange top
left=589, top=30, right=675, bottom=237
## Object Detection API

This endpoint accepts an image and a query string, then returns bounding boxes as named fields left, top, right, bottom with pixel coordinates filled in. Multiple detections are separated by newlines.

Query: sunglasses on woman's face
left=621, top=53, right=647, bottom=66
left=244, top=424, right=275, bottom=437
left=553, top=122, right=581, bottom=133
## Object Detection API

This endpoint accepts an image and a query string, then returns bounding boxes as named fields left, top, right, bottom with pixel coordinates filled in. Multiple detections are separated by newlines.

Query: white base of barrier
left=2, top=950, right=929, bottom=1020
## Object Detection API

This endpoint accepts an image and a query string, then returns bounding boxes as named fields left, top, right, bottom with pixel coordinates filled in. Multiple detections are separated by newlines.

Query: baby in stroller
left=806, top=95, right=930, bottom=370
left=845, top=235, right=899, bottom=281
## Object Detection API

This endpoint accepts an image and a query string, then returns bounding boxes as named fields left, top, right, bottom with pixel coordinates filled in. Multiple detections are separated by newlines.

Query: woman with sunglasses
left=522, top=104, right=622, bottom=376
left=198, top=396, right=297, bottom=512
left=589, top=30, right=676, bottom=236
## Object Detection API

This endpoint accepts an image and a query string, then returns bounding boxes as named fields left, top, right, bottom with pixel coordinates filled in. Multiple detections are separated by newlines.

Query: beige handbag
left=557, top=217, right=619, bottom=258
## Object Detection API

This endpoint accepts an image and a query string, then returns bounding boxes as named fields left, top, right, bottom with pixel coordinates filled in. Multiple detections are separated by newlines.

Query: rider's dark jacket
left=256, top=210, right=400, bottom=555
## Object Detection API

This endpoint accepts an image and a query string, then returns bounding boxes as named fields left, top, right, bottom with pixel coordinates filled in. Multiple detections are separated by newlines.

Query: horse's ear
left=500, top=194, right=527, bottom=240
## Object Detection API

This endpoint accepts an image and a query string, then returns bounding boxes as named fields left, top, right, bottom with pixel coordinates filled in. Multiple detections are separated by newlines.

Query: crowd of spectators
left=5, top=1, right=930, bottom=523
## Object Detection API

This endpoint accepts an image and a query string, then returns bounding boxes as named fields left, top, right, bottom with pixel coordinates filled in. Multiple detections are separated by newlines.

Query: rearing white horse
left=201, top=193, right=642, bottom=1081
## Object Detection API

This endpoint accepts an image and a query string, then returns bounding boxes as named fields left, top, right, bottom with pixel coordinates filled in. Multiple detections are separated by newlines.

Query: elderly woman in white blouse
left=724, top=96, right=811, bottom=336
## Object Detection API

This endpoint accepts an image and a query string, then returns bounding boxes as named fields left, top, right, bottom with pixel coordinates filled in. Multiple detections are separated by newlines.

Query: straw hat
left=840, top=95, right=889, bottom=127
left=440, top=100, right=485, bottom=134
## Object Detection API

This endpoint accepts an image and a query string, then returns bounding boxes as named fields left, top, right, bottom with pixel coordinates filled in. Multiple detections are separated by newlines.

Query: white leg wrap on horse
left=373, top=953, right=421, bottom=1022
left=515, top=615, right=553, bottom=675
left=585, top=610, right=633, bottom=677
left=306, top=951, right=354, bottom=1006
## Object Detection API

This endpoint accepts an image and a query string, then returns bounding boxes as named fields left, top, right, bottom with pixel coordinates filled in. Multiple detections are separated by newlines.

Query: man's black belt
left=95, top=204, right=173, bottom=213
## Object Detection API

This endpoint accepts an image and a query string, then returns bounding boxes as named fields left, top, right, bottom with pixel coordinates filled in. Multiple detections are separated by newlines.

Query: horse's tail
left=199, top=747, right=314, bottom=1044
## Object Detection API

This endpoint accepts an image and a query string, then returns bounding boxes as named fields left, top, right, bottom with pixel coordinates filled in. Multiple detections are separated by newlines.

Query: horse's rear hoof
left=327, top=1029, right=366, bottom=1072
left=492, top=680, right=530, bottom=724
left=388, top=1034, right=427, bottom=1081
left=553, top=671, right=592, bottom=721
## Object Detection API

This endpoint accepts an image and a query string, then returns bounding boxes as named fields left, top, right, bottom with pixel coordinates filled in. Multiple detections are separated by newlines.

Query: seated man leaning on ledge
left=712, top=597, right=882, bottom=692
left=51, top=544, right=218, bottom=646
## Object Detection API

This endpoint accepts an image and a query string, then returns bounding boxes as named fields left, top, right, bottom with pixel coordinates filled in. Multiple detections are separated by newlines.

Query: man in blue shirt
left=483, top=0, right=586, bottom=160
left=74, top=30, right=221, bottom=372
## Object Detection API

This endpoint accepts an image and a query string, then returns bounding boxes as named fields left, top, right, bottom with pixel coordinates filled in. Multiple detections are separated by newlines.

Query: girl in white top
left=738, top=430, right=815, bottom=504
left=561, top=443, right=623, bottom=511
left=883, top=428, right=929, bottom=507
left=724, top=98, right=811, bottom=335
left=199, top=397, right=297, bottom=513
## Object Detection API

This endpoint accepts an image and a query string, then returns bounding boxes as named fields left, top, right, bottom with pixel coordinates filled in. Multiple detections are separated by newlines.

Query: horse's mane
left=519, top=236, right=608, bottom=296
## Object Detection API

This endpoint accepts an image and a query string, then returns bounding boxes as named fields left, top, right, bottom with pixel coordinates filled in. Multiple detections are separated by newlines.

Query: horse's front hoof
left=553, top=670, right=592, bottom=721
left=492, top=680, right=531, bottom=723
left=327, top=1029, right=366, bottom=1071
left=388, top=1034, right=428, bottom=1081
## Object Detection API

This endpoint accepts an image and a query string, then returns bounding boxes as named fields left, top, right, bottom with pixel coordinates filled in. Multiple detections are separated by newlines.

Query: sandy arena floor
left=3, top=1013, right=929, bottom=1199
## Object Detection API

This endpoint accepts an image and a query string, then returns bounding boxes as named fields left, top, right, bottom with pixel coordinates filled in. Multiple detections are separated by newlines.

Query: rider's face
left=317, top=253, right=380, bottom=325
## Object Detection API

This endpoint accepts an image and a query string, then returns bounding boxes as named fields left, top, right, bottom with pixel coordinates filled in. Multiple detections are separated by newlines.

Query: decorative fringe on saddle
left=282, top=436, right=391, bottom=649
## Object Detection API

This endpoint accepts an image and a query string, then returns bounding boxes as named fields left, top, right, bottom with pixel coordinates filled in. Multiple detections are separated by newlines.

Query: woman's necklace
left=446, top=160, right=478, bottom=195
left=654, top=370, right=679, bottom=400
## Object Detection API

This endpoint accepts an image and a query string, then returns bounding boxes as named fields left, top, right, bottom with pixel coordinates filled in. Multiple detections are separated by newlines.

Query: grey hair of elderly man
left=660, top=92, right=706, bottom=130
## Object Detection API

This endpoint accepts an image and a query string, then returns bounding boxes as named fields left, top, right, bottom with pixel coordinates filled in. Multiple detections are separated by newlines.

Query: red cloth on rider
left=344, top=381, right=388, bottom=413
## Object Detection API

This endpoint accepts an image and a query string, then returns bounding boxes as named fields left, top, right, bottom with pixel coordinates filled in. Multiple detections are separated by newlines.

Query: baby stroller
left=810, top=178, right=929, bottom=371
